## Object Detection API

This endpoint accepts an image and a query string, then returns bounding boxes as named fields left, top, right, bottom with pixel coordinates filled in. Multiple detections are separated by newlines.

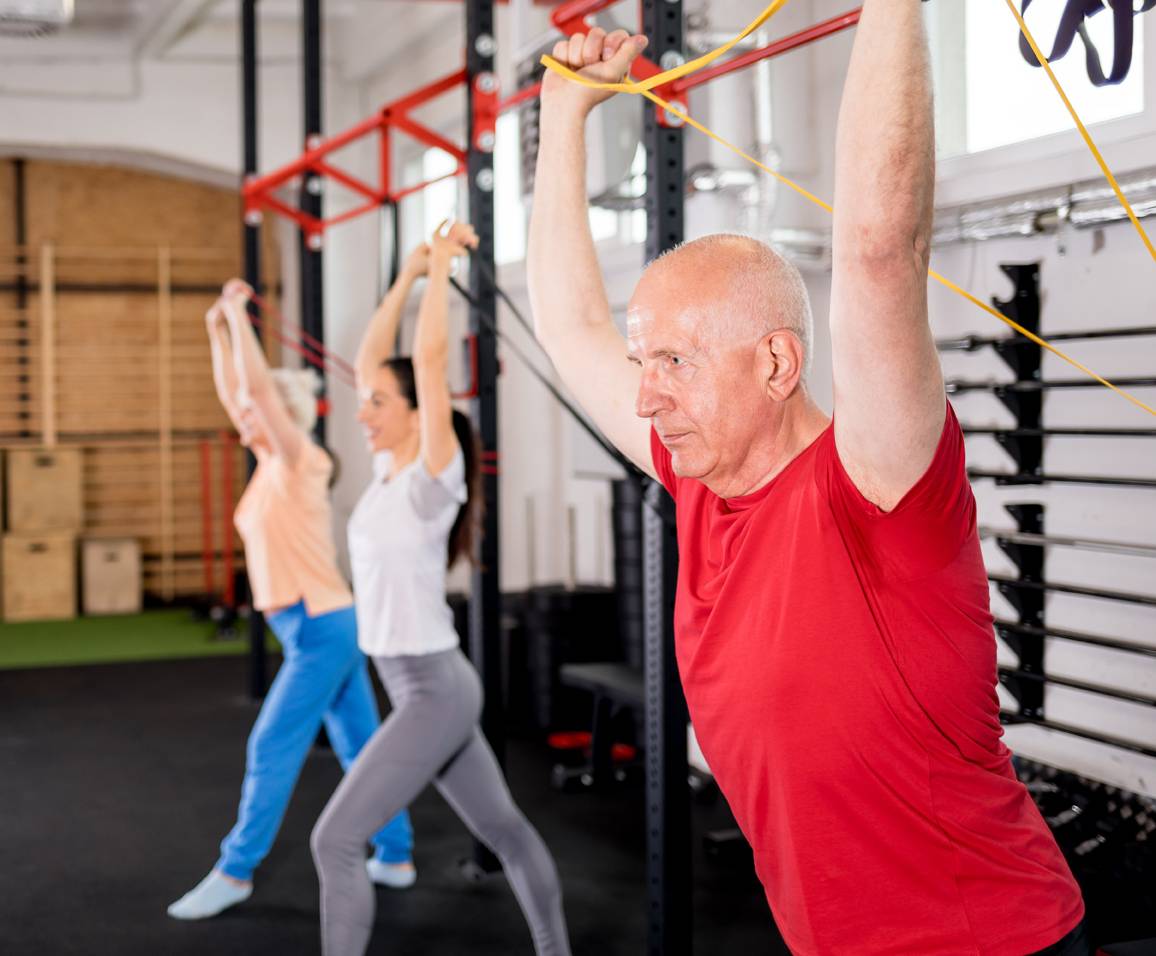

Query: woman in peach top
left=167, top=280, right=414, bottom=921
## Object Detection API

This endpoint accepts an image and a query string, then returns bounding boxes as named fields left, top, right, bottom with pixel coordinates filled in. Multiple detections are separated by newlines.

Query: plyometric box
left=4, top=446, right=83, bottom=532
left=81, top=537, right=142, bottom=616
left=1, top=532, right=76, bottom=622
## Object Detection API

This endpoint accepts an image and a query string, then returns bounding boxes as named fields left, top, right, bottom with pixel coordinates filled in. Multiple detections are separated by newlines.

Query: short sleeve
left=822, top=401, right=977, bottom=580
left=650, top=426, right=678, bottom=499
left=409, top=448, right=467, bottom=520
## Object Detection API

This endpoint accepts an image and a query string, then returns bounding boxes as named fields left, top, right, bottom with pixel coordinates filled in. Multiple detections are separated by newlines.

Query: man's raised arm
left=829, top=0, right=944, bottom=510
left=527, top=28, right=656, bottom=479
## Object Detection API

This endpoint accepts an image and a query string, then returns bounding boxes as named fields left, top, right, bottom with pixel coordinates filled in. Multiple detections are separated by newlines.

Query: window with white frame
left=930, top=0, right=1146, bottom=157
left=420, top=146, right=460, bottom=240
left=494, top=111, right=526, bottom=265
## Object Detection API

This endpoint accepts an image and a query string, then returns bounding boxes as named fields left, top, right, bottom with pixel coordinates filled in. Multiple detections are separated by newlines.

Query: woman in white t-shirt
left=310, top=223, right=571, bottom=956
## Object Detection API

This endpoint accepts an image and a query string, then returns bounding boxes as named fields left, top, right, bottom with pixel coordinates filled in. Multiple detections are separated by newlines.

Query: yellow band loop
left=540, top=0, right=790, bottom=94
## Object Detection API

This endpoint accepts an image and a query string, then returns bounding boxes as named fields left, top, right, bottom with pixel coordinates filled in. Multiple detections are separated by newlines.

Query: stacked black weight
left=1016, top=759, right=1156, bottom=946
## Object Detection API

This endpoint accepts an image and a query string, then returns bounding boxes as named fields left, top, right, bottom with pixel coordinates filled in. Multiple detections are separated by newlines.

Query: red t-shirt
left=651, top=405, right=1083, bottom=956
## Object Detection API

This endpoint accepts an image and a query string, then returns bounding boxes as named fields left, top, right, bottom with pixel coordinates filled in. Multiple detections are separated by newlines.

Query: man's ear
left=762, top=329, right=805, bottom=402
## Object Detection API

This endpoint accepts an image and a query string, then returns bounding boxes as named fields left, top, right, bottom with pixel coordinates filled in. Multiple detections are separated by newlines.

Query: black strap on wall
left=1019, top=0, right=1156, bottom=87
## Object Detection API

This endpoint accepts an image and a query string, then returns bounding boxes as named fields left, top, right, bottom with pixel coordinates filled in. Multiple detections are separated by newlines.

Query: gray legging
left=311, top=647, right=571, bottom=956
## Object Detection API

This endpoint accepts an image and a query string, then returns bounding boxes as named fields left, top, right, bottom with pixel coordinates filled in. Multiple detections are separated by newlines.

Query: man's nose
left=635, top=368, right=669, bottom=419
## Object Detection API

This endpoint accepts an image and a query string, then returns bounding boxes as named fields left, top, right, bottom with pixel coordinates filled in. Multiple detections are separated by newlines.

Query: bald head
left=645, top=234, right=814, bottom=378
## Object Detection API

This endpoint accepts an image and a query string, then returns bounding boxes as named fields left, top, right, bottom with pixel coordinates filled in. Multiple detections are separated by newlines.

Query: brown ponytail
left=382, top=357, right=483, bottom=568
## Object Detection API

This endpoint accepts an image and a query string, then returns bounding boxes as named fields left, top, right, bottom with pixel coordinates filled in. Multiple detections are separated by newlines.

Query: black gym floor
left=0, top=656, right=783, bottom=955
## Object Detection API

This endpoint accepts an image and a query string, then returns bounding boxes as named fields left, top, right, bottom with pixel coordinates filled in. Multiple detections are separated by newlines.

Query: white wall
left=0, top=58, right=337, bottom=186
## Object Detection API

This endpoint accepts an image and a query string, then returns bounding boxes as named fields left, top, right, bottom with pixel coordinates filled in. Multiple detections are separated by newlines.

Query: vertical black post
left=996, top=504, right=1046, bottom=720
left=992, top=264, right=1043, bottom=483
left=642, top=0, right=691, bottom=952
left=383, top=200, right=402, bottom=290
left=465, top=0, right=502, bottom=876
left=241, top=0, right=268, bottom=700
left=301, top=0, right=325, bottom=445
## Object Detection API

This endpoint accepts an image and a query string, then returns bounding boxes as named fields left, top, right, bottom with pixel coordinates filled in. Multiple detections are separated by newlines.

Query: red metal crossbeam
left=671, top=7, right=862, bottom=94
left=243, top=67, right=475, bottom=238
left=392, top=168, right=463, bottom=203
left=389, top=113, right=467, bottom=163
left=384, top=67, right=467, bottom=115
left=551, top=0, right=619, bottom=34
left=313, top=160, right=384, bottom=204
left=244, top=110, right=387, bottom=198
left=260, top=191, right=321, bottom=233
left=324, top=197, right=389, bottom=232
left=499, top=83, right=542, bottom=112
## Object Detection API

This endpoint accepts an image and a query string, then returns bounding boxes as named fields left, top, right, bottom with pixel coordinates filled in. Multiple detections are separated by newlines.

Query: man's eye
left=668, top=355, right=685, bottom=368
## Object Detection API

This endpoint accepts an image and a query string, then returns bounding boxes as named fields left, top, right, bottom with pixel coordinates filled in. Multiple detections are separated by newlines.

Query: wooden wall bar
left=0, top=158, right=280, bottom=601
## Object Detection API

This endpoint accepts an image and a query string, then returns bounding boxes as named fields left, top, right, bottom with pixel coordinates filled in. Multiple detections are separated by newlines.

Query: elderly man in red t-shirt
left=526, top=3, right=1087, bottom=955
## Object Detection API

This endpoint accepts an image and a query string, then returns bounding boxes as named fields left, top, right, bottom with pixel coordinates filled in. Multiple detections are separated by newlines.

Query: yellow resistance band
left=546, top=0, right=790, bottom=93
left=541, top=3, right=1156, bottom=419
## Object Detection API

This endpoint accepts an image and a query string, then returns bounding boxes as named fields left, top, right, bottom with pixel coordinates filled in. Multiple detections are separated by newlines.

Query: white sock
left=366, top=858, right=417, bottom=889
left=167, top=869, right=253, bottom=920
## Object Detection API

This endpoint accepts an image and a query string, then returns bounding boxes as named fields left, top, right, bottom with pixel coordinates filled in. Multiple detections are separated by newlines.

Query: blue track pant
left=217, top=601, right=413, bottom=880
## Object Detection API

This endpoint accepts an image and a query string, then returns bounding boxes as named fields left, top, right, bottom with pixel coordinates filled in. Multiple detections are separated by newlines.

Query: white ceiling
left=0, top=0, right=460, bottom=74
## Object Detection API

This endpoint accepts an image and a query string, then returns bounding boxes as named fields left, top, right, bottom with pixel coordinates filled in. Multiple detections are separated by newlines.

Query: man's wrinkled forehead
left=626, top=306, right=654, bottom=341
left=626, top=299, right=726, bottom=356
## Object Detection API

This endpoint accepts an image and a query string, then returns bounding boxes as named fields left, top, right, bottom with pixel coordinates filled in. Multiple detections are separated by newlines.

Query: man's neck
left=708, top=398, right=831, bottom=499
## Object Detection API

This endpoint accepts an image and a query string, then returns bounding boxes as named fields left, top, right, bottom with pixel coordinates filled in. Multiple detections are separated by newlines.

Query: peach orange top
left=234, top=442, right=353, bottom=616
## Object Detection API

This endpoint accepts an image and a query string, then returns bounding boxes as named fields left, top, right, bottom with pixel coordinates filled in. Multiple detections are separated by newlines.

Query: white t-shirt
left=348, top=448, right=467, bottom=657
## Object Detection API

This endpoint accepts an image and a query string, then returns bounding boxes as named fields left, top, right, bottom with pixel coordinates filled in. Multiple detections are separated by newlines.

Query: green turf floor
left=0, top=610, right=279, bottom=670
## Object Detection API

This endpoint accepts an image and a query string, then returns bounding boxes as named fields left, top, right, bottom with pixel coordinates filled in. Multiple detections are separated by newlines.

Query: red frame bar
left=671, top=7, right=861, bottom=94
left=499, top=82, right=542, bottom=112
left=243, top=67, right=473, bottom=239
left=551, top=0, right=620, bottom=33
left=324, top=197, right=390, bottom=231
left=243, top=110, right=386, bottom=197
left=389, top=114, right=467, bottom=163
left=452, top=333, right=480, bottom=400
left=259, top=192, right=321, bottom=233
left=313, top=161, right=384, bottom=203
left=383, top=67, right=467, bottom=115
left=200, top=438, right=215, bottom=599
left=480, top=448, right=499, bottom=477
left=391, top=169, right=464, bottom=203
